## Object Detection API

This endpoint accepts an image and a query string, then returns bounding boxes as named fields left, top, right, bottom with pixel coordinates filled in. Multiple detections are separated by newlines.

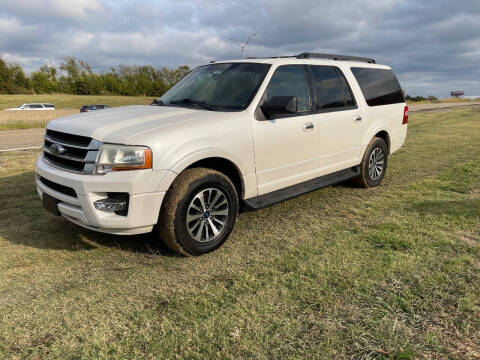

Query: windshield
left=159, top=63, right=271, bottom=111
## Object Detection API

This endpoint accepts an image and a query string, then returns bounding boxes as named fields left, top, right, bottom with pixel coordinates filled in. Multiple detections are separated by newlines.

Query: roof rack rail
left=296, top=53, right=376, bottom=64
left=246, top=55, right=295, bottom=59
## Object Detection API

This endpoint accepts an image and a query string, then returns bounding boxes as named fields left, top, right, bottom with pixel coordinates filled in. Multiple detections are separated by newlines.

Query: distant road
left=0, top=128, right=45, bottom=152
left=409, top=101, right=480, bottom=112
left=1, top=102, right=480, bottom=152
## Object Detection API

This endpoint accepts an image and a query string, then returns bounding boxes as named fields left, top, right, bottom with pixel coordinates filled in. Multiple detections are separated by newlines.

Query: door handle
left=354, top=116, right=362, bottom=122
left=304, top=122, right=314, bottom=130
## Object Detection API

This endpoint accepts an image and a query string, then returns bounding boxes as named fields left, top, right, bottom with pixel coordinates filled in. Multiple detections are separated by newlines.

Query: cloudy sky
left=1, top=0, right=479, bottom=97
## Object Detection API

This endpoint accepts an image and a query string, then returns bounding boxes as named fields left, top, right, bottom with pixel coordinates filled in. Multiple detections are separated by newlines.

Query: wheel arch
left=184, top=157, right=245, bottom=199
left=363, top=127, right=391, bottom=154
left=374, top=130, right=391, bottom=153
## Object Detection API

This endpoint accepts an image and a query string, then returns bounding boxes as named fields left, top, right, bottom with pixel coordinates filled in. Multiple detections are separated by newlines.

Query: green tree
left=0, top=58, right=12, bottom=93
left=0, top=56, right=192, bottom=96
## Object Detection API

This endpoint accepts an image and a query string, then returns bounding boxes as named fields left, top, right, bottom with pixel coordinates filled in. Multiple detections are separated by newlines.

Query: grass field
left=0, top=94, right=477, bottom=131
left=0, top=94, right=152, bottom=110
left=0, top=109, right=479, bottom=359
left=0, top=110, right=79, bottom=131
left=0, top=95, right=152, bottom=131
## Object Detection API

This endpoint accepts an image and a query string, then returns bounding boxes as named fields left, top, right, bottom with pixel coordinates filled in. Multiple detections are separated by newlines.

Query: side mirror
left=260, top=96, right=297, bottom=118
left=151, top=99, right=164, bottom=106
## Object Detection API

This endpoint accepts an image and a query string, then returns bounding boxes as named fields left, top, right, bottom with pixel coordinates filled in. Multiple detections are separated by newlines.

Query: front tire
left=157, top=168, right=239, bottom=256
left=354, top=137, right=388, bottom=188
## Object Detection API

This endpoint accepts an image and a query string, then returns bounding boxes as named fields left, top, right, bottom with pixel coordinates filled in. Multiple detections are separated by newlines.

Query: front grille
left=40, top=177, right=77, bottom=198
left=43, top=129, right=101, bottom=174
left=46, top=129, right=91, bottom=147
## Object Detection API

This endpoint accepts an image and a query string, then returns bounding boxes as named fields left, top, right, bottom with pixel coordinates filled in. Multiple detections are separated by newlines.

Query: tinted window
left=30, top=104, right=43, bottom=108
left=308, top=66, right=347, bottom=110
left=43, top=104, right=55, bottom=108
left=351, top=67, right=404, bottom=106
left=265, top=65, right=309, bottom=112
left=96, top=105, right=104, bottom=109
left=336, top=69, right=355, bottom=107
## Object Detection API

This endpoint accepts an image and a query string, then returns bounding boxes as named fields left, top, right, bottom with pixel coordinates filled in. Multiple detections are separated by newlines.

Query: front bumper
left=35, top=155, right=176, bottom=235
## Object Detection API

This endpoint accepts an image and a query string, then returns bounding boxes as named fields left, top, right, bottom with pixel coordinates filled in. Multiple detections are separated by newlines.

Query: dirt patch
left=457, top=231, right=479, bottom=247
left=427, top=318, right=480, bottom=359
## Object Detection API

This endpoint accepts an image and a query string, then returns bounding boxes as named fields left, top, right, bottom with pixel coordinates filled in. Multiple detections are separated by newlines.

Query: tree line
left=0, top=57, right=190, bottom=97
left=405, top=94, right=438, bottom=102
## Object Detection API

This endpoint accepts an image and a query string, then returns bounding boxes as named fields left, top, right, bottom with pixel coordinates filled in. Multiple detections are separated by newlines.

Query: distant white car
left=6, top=103, right=56, bottom=110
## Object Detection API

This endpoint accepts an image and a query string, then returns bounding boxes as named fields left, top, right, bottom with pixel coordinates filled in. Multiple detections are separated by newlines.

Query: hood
left=46, top=105, right=224, bottom=144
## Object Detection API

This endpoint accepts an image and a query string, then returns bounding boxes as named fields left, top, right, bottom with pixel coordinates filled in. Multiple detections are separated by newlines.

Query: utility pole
left=48, top=57, right=53, bottom=82
left=230, top=33, right=256, bottom=58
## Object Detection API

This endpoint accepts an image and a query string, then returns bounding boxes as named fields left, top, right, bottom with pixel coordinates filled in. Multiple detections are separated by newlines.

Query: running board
left=243, top=166, right=360, bottom=211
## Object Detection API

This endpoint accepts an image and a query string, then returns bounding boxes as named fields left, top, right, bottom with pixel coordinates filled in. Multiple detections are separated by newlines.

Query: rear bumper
left=35, top=155, right=175, bottom=235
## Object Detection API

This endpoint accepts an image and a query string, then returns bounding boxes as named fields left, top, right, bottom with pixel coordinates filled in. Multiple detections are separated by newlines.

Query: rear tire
left=354, top=137, right=388, bottom=188
left=157, top=168, right=239, bottom=256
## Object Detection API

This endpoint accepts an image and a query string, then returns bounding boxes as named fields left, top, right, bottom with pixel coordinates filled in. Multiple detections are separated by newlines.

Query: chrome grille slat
left=42, top=146, right=97, bottom=163
left=42, top=156, right=86, bottom=174
left=43, top=130, right=101, bottom=174
left=44, top=134, right=102, bottom=150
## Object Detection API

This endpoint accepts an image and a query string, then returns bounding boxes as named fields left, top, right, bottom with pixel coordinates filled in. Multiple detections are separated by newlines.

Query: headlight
left=95, top=144, right=152, bottom=174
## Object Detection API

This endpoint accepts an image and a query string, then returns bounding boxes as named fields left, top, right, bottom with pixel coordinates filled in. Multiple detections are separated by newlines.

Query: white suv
left=35, top=53, right=408, bottom=256
left=6, top=103, right=55, bottom=110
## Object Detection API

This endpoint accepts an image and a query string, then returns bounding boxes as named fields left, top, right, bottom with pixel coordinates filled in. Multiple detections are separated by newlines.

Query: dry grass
left=0, top=110, right=78, bottom=131
left=0, top=94, right=152, bottom=131
left=407, top=97, right=475, bottom=105
left=0, top=94, right=152, bottom=110
left=0, top=110, right=78, bottom=122
left=0, top=109, right=479, bottom=358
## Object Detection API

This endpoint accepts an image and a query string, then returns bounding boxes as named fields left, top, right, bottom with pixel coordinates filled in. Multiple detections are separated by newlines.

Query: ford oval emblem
left=50, top=143, right=66, bottom=155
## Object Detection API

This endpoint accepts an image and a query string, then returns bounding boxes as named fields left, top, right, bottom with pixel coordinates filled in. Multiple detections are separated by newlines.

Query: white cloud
left=0, top=0, right=479, bottom=96
left=1, top=0, right=104, bottom=19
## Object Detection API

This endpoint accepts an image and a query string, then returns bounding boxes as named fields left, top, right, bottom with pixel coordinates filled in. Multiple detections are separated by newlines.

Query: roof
left=212, top=52, right=389, bottom=68
left=22, top=103, right=54, bottom=105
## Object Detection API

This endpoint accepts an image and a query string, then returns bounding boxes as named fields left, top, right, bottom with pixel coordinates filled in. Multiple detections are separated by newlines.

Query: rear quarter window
left=351, top=67, right=404, bottom=106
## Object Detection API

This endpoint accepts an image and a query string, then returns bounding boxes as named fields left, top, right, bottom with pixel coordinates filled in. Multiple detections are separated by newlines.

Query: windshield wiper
left=168, top=98, right=216, bottom=111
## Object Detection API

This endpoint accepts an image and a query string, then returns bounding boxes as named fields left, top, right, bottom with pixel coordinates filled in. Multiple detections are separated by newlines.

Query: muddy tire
left=157, top=168, right=239, bottom=256
left=354, top=137, right=388, bottom=188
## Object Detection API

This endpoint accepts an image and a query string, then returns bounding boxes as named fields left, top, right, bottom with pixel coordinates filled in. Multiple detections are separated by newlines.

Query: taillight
left=403, top=106, right=409, bottom=125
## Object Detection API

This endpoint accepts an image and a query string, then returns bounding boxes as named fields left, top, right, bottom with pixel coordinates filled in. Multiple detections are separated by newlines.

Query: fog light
left=94, top=198, right=126, bottom=212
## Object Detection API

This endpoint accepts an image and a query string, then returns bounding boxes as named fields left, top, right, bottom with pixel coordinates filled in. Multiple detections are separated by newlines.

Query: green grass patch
left=0, top=108, right=479, bottom=358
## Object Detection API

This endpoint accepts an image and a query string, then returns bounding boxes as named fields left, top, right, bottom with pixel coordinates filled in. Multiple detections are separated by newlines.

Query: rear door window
left=265, top=65, right=310, bottom=112
left=351, top=67, right=404, bottom=106
left=307, top=66, right=355, bottom=111
left=335, top=69, right=356, bottom=107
